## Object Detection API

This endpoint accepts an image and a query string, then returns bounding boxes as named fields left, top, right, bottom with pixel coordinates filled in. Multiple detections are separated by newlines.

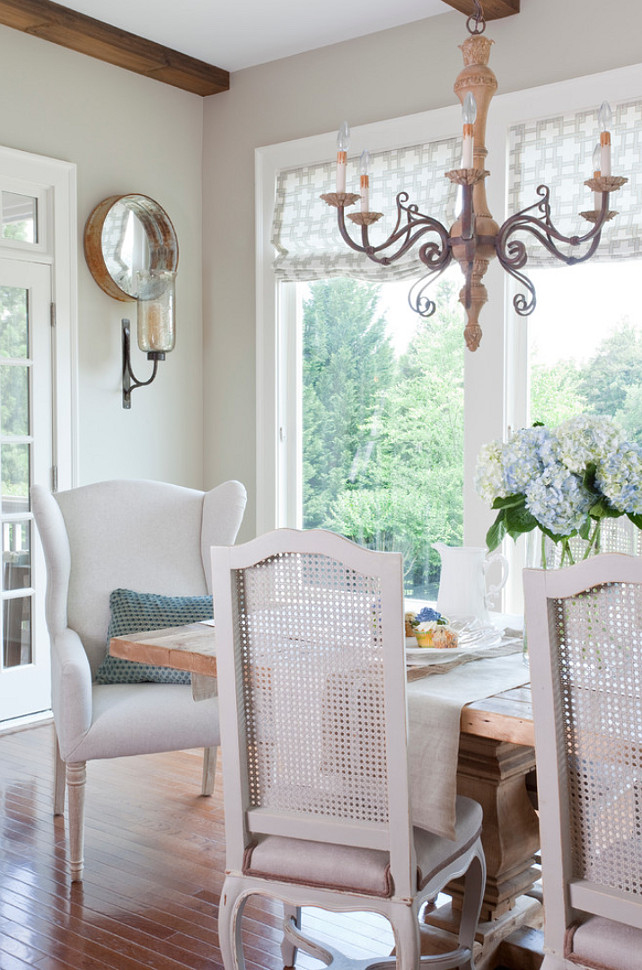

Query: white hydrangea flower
left=556, top=415, right=624, bottom=475
left=474, top=440, right=507, bottom=504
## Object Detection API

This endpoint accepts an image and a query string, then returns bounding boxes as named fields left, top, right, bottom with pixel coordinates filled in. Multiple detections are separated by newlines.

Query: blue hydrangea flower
left=500, top=426, right=554, bottom=494
left=595, top=441, right=642, bottom=515
left=525, top=468, right=592, bottom=535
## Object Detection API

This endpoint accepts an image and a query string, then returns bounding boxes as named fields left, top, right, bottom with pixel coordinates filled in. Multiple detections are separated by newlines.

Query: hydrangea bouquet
left=475, top=415, right=642, bottom=566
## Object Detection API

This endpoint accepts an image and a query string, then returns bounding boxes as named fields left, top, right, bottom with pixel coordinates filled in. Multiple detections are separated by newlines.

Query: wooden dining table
left=110, top=623, right=542, bottom=970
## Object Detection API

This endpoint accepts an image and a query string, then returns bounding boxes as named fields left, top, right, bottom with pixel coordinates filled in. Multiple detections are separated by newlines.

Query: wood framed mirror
left=83, top=194, right=179, bottom=302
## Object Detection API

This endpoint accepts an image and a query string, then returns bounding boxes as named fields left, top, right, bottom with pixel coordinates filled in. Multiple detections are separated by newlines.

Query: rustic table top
left=109, top=623, right=534, bottom=747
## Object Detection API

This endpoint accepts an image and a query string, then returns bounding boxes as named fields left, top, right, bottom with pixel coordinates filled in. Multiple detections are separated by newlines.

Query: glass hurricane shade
left=136, top=270, right=176, bottom=355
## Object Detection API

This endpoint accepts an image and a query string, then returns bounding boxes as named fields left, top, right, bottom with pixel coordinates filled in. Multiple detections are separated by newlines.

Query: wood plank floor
left=1, top=723, right=400, bottom=970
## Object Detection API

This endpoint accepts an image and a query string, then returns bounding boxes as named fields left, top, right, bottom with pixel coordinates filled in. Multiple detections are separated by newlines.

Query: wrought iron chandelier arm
left=336, top=198, right=451, bottom=267
left=497, top=184, right=610, bottom=267
left=496, top=186, right=614, bottom=317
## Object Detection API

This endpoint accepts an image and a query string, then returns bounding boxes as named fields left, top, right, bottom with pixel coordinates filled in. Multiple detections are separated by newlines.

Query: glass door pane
left=0, top=259, right=51, bottom=721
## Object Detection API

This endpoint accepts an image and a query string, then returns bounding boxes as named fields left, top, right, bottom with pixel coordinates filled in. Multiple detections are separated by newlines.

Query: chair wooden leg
left=53, top=733, right=66, bottom=816
left=390, top=903, right=420, bottom=970
left=66, top=761, right=86, bottom=882
left=219, top=875, right=249, bottom=970
left=457, top=846, right=486, bottom=960
left=202, top=745, right=217, bottom=796
left=281, top=905, right=301, bottom=969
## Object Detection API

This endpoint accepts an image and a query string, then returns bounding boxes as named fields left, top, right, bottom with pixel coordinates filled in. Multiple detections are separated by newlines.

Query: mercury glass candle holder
left=136, top=270, right=176, bottom=355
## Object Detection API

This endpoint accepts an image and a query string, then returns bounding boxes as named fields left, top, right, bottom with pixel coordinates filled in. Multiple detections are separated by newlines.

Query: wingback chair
left=211, top=529, right=486, bottom=970
left=32, top=478, right=247, bottom=881
left=524, top=554, right=642, bottom=969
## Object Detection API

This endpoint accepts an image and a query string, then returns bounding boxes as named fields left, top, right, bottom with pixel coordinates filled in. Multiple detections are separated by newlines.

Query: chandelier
left=321, top=1, right=627, bottom=351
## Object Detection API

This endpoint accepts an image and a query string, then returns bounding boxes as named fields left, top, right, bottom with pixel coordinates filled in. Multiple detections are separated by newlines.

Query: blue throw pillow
left=94, top=588, right=213, bottom=685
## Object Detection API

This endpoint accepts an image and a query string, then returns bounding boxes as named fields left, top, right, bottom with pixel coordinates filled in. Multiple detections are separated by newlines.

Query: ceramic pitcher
left=433, top=543, right=509, bottom=624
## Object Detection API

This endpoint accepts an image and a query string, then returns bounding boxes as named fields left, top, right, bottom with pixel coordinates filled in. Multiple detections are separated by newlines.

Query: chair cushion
left=243, top=795, right=482, bottom=898
left=94, top=588, right=213, bottom=684
left=566, top=916, right=642, bottom=969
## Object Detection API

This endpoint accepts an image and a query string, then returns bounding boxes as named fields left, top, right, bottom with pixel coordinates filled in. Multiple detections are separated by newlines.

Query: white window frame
left=256, top=63, right=642, bottom=589
left=0, top=146, right=79, bottom=492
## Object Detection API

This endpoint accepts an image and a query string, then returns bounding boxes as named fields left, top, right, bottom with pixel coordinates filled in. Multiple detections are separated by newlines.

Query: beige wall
left=202, top=0, right=642, bottom=539
left=0, top=1, right=641, bottom=523
left=0, top=24, right=205, bottom=490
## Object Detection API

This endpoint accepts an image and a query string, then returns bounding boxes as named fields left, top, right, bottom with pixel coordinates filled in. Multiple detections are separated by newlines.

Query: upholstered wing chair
left=32, top=478, right=247, bottom=881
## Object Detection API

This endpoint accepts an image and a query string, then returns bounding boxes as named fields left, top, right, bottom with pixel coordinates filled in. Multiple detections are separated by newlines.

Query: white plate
left=405, top=614, right=505, bottom=660
left=405, top=636, right=501, bottom=662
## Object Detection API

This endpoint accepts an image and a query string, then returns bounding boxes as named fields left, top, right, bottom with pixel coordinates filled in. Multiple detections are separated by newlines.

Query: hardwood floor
left=0, top=723, right=397, bottom=970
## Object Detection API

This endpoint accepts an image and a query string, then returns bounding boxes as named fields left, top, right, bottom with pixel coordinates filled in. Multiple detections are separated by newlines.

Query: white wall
left=202, top=0, right=642, bottom=539
left=0, top=24, right=205, bottom=490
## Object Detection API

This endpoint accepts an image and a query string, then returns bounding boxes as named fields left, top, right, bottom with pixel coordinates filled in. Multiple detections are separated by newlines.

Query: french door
left=0, top=257, right=52, bottom=722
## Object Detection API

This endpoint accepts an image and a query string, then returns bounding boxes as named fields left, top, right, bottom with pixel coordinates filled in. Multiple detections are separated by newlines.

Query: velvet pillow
left=94, top=588, right=213, bottom=685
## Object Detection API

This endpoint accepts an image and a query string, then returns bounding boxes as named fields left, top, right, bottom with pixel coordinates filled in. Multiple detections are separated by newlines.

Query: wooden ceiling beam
left=0, top=0, right=229, bottom=96
left=440, top=0, right=520, bottom=20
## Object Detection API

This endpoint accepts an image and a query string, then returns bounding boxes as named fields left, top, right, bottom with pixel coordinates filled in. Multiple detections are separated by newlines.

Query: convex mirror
left=83, top=194, right=178, bottom=302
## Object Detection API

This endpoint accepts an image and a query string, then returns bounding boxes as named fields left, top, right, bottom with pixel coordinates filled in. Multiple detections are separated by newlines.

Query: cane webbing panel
left=233, top=551, right=389, bottom=825
left=550, top=581, right=642, bottom=895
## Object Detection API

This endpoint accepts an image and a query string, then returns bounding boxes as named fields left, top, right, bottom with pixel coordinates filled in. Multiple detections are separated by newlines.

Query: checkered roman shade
left=508, top=98, right=642, bottom=265
left=272, top=137, right=460, bottom=282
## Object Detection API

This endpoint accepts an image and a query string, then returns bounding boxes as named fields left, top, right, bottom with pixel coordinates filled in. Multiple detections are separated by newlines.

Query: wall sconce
left=83, top=193, right=179, bottom=409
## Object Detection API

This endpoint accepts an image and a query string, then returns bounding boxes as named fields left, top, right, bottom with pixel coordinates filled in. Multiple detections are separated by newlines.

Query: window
left=257, top=62, right=642, bottom=612
left=297, top=273, right=463, bottom=598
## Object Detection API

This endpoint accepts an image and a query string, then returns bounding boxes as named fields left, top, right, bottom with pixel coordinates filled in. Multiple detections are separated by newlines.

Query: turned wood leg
left=202, top=746, right=217, bottom=796
left=53, top=733, right=66, bottom=816
left=281, top=905, right=300, bottom=969
left=451, top=736, right=540, bottom=921
left=66, top=761, right=86, bottom=882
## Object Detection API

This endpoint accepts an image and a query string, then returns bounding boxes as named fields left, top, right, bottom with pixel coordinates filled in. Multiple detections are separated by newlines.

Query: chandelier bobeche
left=321, top=2, right=627, bottom=351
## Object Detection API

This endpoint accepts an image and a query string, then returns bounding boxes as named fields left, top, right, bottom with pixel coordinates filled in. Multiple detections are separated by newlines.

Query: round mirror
left=83, top=194, right=179, bottom=302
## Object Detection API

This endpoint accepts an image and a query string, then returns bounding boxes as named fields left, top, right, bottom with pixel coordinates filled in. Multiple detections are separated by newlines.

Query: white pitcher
left=433, top=543, right=509, bottom=624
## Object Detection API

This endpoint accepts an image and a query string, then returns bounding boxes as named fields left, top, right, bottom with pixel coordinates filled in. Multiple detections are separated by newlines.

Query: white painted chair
left=32, top=478, right=247, bottom=882
left=211, top=528, right=486, bottom=970
left=524, top=554, right=642, bottom=970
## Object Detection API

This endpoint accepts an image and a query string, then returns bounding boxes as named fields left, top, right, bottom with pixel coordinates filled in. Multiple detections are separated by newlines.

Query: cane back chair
left=524, top=554, right=642, bottom=970
left=212, top=528, right=486, bottom=970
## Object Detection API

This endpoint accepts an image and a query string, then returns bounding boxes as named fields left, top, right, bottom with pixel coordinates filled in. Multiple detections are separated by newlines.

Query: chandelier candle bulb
left=336, top=121, right=350, bottom=194
left=592, top=144, right=602, bottom=210
left=461, top=92, right=477, bottom=168
left=360, top=150, right=370, bottom=212
left=599, top=101, right=613, bottom=176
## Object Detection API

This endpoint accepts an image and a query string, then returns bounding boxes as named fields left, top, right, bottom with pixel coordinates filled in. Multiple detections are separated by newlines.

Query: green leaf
left=504, top=504, right=538, bottom=539
left=627, top=512, right=642, bottom=530
left=583, top=462, right=598, bottom=493
left=491, top=493, right=525, bottom=511
left=578, top=516, right=592, bottom=541
left=486, top=512, right=506, bottom=551
left=589, top=496, right=623, bottom=520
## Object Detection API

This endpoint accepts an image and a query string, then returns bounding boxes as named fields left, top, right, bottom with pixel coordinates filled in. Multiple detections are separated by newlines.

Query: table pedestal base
left=451, top=733, right=540, bottom=920
left=422, top=894, right=543, bottom=970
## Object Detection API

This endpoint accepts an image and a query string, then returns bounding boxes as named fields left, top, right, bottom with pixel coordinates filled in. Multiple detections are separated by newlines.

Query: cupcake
left=412, top=607, right=459, bottom=649
left=404, top=611, right=417, bottom=637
